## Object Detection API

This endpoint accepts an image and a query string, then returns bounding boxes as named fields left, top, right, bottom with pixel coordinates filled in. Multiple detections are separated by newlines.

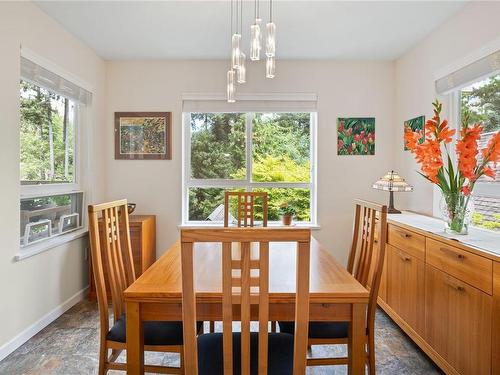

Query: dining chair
left=212, top=191, right=270, bottom=334
left=89, top=199, right=193, bottom=374
left=278, top=199, right=388, bottom=375
left=180, top=227, right=311, bottom=374
left=224, top=191, right=268, bottom=227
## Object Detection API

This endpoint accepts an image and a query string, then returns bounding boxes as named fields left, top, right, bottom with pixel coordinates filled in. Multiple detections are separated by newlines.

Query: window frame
left=20, top=92, right=81, bottom=197
left=18, top=81, right=86, bottom=254
left=182, top=111, right=318, bottom=225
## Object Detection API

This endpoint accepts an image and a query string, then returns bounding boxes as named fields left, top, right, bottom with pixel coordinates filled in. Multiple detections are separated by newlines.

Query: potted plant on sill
left=279, top=203, right=297, bottom=226
left=404, top=100, right=500, bottom=235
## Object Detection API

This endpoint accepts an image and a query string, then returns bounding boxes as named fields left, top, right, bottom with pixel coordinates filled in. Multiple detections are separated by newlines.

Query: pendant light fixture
left=237, top=52, right=246, bottom=83
left=227, top=69, right=236, bottom=103
left=227, top=0, right=236, bottom=103
left=266, top=0, right=276, bottom=58
left=237, top=0, right=246, bottom=83
left=250, top=0, right=262, bottom=61
left=266, top=55, right=275, bottom=78
left=227, top=0, right=277, bottom=102
left=231, top=0, right=241, bottom=69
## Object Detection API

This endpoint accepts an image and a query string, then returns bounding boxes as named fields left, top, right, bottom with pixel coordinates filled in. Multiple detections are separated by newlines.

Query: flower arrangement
left=404, top=100, right=500, bottom=234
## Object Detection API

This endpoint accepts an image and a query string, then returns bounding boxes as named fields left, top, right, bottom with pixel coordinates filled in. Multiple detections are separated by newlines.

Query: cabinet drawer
left=387, top=224, right=425, bottom=260
left=426, top=238, right=492, bottom=294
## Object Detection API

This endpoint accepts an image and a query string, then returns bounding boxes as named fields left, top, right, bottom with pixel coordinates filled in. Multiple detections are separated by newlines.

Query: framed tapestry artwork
left=337, top=117, right=375, bottom=155
left=114, top=112, right=172, bottom=160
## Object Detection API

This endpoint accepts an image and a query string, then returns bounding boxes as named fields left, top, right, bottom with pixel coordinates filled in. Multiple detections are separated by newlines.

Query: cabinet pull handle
left=445, top=281, right=465, bottom=292
left=399, top=253, right=411, bottom=262
left=399, top=231, right=412, bottom=239
left=440, top=247, right=466, bottom=261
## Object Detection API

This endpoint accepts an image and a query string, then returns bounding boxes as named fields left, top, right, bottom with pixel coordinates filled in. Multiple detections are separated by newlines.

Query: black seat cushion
left=107, top=315, right=202, bottom=346
left=278, top=321, right=350, bottom=339
left=197, top=332, right=294, bottom=375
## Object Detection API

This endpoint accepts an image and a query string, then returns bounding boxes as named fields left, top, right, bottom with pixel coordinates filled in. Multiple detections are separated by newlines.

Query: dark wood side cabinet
left=88, top=215, right=156, bottom=300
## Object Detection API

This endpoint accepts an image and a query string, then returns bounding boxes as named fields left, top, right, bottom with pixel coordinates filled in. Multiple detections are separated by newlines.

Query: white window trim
left=182, top=111, right=318, bottom=225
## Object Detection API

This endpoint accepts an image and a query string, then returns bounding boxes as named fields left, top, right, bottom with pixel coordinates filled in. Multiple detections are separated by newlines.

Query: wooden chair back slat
left=88, top=210, right=110, bottom=337
left=257, top=241, right=269, bottom=375
left=346, top=199, right=388, bottom=336
left=240, top=241, right=251, bottom=375
left=180, top=227, right=311, bottom=375
left=224, top=192, right=268, bottom=227
left=222, top=242, right=234, bottom=375
left=88, top=200, right=136, bottom=327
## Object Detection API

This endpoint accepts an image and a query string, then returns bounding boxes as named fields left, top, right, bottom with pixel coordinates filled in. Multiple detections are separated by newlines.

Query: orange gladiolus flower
left=404, top=129, right=420, bottom=150
left=482, top=131, right=500, bottom=164
left=456, top=123, right=482, bottom=181
left=483, top=166, right=496, bottom=179
left=461, top=185, right=471, bottom=196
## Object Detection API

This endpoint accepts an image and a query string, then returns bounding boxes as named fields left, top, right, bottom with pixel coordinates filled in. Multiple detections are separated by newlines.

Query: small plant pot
left=282, top=214, right=293, bottom=226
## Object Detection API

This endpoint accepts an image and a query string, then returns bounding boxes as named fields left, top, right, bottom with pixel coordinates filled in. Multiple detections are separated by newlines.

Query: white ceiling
left=35, top=1, right=467, bottom=61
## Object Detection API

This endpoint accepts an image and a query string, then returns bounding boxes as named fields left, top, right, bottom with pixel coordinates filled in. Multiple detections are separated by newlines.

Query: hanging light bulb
left=227, top=69, right=236, bottom=103
left=231, top=33, right=242, bottom=69
left=266, top=22, right=276, bottom=57
left=266, top=0, right=275, bottom=57
left=250, top=23, right=261, bottom=61
left=266, top=55, right=275, bottom=78
left=237, top=53, right=246, bottom=83
left=250, top=0, right=262, bottom=61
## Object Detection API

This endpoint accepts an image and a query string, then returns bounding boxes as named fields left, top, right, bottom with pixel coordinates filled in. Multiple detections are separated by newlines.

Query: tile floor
left=0, top=300, right=442, bottom=374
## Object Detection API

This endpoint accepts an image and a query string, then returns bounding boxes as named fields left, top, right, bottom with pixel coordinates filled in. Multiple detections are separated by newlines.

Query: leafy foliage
left=461, top=74, right=500, bottom=132
left=190, top=113, right=246, bottom=179
left=20, top=81, right=74, bottom=183
left=471, top=212, right=500, bottom=231
left=188, top=112, right=312, bottom=221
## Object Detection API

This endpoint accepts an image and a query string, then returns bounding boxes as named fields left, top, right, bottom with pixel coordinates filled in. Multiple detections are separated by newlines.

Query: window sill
left=179, top=222, right=321, bottom=230
left=14, top=228, right=88, bottom=262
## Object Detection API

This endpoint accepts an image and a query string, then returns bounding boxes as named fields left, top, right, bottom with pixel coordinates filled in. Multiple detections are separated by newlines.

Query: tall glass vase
left=439, top=191, right=474, bottom=235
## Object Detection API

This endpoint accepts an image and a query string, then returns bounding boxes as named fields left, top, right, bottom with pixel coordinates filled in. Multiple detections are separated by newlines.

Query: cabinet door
left=387, top=244, right=425, bottom=336
left=425, top=265, right=492, bottom=375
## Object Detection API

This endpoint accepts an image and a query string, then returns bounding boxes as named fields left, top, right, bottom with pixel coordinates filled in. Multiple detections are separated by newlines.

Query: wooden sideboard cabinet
left=377, top=214, right=499, bottom=375
left=88, top=214, right=156, bottom=300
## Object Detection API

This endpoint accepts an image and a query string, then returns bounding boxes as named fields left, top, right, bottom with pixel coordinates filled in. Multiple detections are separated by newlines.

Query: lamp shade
left=373, top=171, right=413, bottom=192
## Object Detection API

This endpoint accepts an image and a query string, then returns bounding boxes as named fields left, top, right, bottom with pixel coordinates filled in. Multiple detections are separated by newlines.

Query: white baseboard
left=0, top=286, right=89, bottom=362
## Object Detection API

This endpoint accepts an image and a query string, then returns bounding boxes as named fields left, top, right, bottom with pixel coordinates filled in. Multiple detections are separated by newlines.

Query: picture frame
left=114, top=112, right=172, bottom=160
left=337, top=117, right=375, bottom=155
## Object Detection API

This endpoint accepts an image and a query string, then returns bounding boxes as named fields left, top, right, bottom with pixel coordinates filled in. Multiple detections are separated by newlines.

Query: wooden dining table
left=124, top=236, right=369, bottom=374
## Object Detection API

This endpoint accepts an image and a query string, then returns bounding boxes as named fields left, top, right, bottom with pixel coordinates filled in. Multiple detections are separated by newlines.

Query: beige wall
left=105, top=60, right=396, bottom=264
left=394, top=1, right=500, bottom=214
left=0, top=2, right=106, bottom=352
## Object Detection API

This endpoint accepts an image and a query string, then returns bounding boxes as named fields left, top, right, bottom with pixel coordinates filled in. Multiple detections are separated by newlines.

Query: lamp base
left=388, top=191, right=402, bottom=214
left=388, top=207, right=402, bottom=214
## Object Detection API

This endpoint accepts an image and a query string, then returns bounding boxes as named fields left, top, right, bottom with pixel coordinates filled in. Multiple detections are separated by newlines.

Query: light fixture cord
left=257, top=0, right=260, bottom=19
left=235, top=0, right=239, bottom=35
left=230, top=0, right=233, bottom=36
left=240, top=0, right=243, bottom=35
left=270, top=0, right=273, bottom=22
